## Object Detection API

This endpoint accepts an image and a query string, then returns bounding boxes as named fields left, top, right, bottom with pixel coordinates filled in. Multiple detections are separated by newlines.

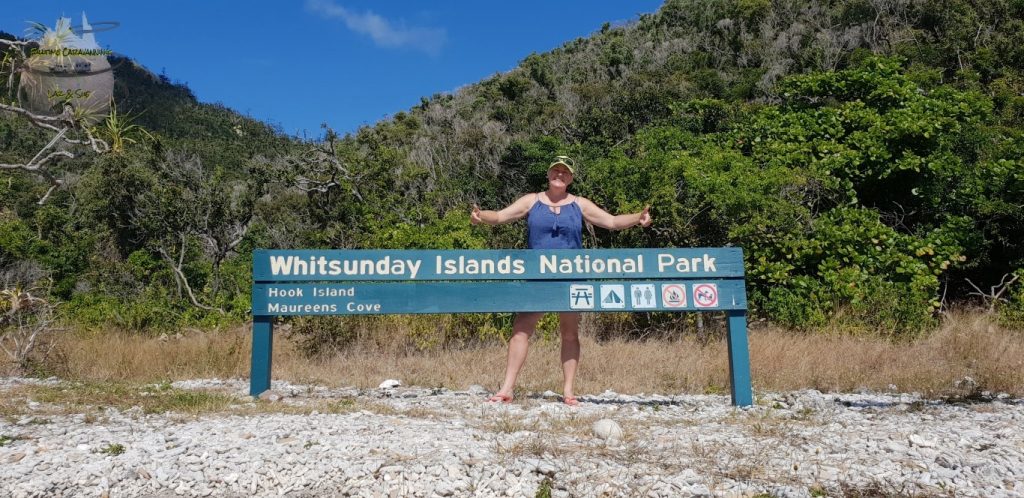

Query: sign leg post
left=726, top=310, right=753, bottom=407
left=250, top=316, right=273, bottom=397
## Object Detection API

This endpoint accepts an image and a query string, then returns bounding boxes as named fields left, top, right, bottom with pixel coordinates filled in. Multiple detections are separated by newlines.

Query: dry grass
left=0, top=381, right=236, bottom=420
left=749, top=311, right=1024, bottom=396
left=4, top=311, right=1022, bottom=398
left=0, top=380, right=379, bottom=421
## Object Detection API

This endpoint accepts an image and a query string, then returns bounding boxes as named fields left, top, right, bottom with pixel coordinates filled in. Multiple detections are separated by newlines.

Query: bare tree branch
left=965, top=273, right=1021, bottom=313
left=0, top=102, right=67, bottom=131
left=0, top=102, right=109, bottom=204
left=157, top=242, right=225, bottom=314
left=286, top=127, right=365, bottom=202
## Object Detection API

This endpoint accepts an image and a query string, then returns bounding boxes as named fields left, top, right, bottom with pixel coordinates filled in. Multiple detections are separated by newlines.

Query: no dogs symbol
left=692, top=283, right=718, bottom=308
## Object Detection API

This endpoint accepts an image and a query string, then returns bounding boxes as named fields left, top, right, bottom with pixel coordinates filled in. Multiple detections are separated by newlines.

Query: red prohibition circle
left=661, top=284, right=686, bottom=307
left=693, top=284, right=718, bottom=307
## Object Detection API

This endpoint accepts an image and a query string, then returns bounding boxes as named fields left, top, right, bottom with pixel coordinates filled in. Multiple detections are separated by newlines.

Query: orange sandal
left=486, top=393, right=513, bottom=403
left=562, top=395, right=579, bottom=406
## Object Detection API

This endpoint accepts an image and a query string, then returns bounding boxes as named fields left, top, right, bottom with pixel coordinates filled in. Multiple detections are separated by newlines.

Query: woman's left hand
left=638, top=206, right=652, bottom=227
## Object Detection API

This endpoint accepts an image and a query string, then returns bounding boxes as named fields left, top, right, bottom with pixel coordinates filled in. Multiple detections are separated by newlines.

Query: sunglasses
left=553, top=156, right=575, bottom=168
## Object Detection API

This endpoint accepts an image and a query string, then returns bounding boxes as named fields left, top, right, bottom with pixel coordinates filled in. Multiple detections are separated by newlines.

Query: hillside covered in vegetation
left=2, top=0, right=1023, bottom=348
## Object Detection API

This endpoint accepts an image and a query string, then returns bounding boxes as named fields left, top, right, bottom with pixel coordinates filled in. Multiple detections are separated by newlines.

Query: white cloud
left=306, top=0, right=446, bottom=56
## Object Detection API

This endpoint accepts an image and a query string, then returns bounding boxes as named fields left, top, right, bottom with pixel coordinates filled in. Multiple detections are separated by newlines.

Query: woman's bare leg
left=559, top=312, right=581, bottom=399
left=495, top=312, right=543, bottom=397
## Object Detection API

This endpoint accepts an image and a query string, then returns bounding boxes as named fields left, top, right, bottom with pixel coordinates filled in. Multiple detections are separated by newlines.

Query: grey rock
left=435, top=481, right=455, bottom=496
left=770, top=485, right=812, bottom=498
left=378, top=379, right=402, bottom=389
left=592, top=418, right=624, bottom=441
left=909, top=434, right=937, bottom=448
left=535, top=461, right=557, bottom=476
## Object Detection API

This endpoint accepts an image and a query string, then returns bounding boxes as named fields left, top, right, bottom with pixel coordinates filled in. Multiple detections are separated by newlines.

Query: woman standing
left=470, top=156, right=652, bottom=405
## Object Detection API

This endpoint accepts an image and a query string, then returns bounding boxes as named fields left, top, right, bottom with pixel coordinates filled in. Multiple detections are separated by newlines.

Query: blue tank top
left=526, top=195, right=583, bottom=249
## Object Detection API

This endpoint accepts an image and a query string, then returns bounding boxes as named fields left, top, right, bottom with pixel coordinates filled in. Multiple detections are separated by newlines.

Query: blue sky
left=7, top=1, right=664, bottom=138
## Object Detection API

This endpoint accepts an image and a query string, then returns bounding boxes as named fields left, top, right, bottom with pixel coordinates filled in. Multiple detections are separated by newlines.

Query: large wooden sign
left=250, top=248, right=754, bottom=406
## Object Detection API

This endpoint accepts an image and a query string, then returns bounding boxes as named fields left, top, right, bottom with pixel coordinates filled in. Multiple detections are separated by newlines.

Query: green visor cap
left=548, top=156, right=576, bottom=175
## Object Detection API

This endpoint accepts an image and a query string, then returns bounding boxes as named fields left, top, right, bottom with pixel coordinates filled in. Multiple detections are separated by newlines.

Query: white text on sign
left=267, top=253, right=720, bottom=279
left=657, top=254, right=717, bottom=273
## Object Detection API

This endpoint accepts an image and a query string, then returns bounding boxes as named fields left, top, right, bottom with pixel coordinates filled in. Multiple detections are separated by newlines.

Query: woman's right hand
left=471, top=204, right=484, bottom=225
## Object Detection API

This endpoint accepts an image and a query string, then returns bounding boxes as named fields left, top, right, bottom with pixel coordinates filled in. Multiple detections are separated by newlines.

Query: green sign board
left=250, top=248, right=754, bottom=406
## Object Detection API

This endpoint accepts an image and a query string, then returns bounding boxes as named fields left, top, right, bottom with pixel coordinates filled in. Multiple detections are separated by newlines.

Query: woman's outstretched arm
left=471, top=194, right=536, bottom=226
left=577, top=197, right=651, bottom=231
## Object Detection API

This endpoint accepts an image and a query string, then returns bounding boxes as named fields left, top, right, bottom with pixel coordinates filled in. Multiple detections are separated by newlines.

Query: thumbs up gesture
left=638, top=205, right=652, bottom=227
left=471, top=204, right=483, bottom=225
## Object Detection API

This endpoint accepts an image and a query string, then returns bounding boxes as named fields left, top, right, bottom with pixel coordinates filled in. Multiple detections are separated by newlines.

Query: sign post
left=251, top=248, right=754, bottom=406
left=250, top=315, right=273, bottom=397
